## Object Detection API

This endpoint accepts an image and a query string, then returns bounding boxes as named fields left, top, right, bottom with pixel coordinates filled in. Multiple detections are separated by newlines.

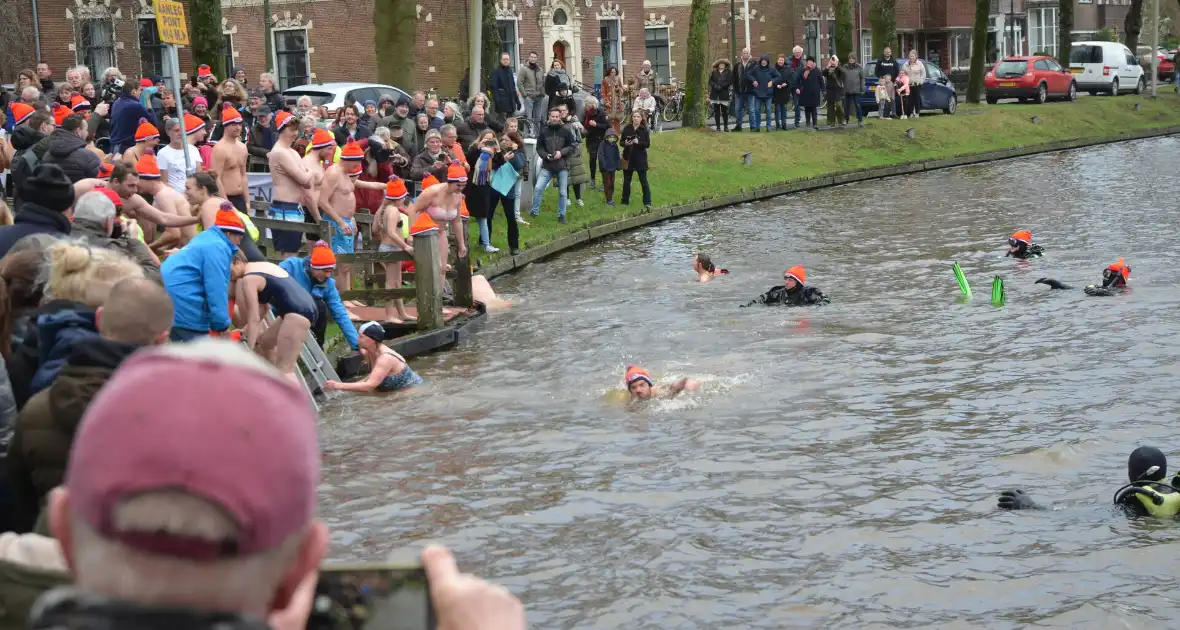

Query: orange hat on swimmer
left=274, top=110, right=296, bottom=132
left=409, top=214, right=439, bottom=236
left=385, top=177, right=408, bottom=201
left=421, top=173, right=441, bottom=190
left=309, top=241, right=337, bottom=270
left=311, top=128, right=335, bottom=151
left=135, top=150, right=161, bottom=180
left=340, top=140, right=364, bottom=161
left=220, top=104, right=243, bottom=126
left=214, top=201, right=246, bottom=234
left=460, top=199, right=470, bottom=219
left=625, top=366, right=654, bottom=388
left=446, top=161, right=468, bottom=183
left=134, top=118, right=159, bottom=143
left=784, top=265, right=806, bottom=285
left=1009, top=230, right=1031, bottom=246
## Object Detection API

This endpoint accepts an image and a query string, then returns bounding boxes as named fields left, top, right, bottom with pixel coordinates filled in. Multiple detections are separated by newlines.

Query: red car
left=985, top=56, right=1078, bottom=104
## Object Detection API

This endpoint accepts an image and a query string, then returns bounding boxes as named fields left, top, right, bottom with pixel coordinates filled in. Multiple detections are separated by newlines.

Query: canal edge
left=481, top=126, right=1180, bottom=282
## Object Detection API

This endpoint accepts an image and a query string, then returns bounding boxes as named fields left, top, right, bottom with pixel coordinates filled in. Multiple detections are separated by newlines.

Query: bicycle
left=662, top=87, right=685, bottom=122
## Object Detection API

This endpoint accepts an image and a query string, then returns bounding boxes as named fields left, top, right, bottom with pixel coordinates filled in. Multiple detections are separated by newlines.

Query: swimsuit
left=327, top=216, right=357, bottom=254
left=376, top=353, right=424, bottom=392
left=248, top=271, right=318, bottom=323
left=268, top=200, right=306, bottom=253
left=228, top=193, right=248, bottom=215
left=427, top=206, right=458, bottom=223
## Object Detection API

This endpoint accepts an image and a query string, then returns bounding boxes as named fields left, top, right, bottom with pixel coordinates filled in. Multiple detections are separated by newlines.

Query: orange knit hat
left=135, top=118, right=159, bottom=142
left=1009, top=230, right=1031, bottom=245
left=197, top=64, right=214, bottom=79
left=135, top=151, right=161, bottom=180
left=409, top=213, right=439, bottom=236
left=70, top=94, right=91, bottom=111
left=385, top=177, right=408, bottom=200
left=183, top=113, right=206, bottom=135
left=625, top=366, right=654, bottom=387
left=340, top=140, right=364, bottom=161
left=311, top=128, right=335, bottom=150
left=10, top=103, right=34, bottom=126
left=274, top=110, right=296, bottom=132
left=459, top=199, right=470, bottom=219
left=53, top=103, right=71, bottom=126
left=309, top=241, right=337, bottom=269
left=213, top=201, right=246, bottom=233
left=446, top=161, right=468, bottom=183
left=421, top=173, right=441, bottom=190
left=785, top=265, right=806, bottom=285
left=220, top=104, right=243, bottom=126
left=97, top=163, right=114, bottom=180
left=345, top=162, right=362, bottom=178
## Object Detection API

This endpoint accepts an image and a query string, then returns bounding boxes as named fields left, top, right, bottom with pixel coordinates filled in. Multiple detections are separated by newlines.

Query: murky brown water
left=317, top=136, right=1180, bottom=628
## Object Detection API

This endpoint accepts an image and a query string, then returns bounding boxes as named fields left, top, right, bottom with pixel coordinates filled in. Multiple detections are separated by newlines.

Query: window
left=827, top=19, right=836, bottom=57
left=600, top=19, right=621, bottom=74
left=1028, top=7, right=1058, bottom=57
left=805, top=20, right=820, bottom=60
left=138, top=18, right=169, bottom=82
left=497, top=20, right=518, bottom=67
left=273, top=29, right=309, bottom=90
left=1045, top=57, right=1064, bottom=71
left=1033, top=59, right=1050, bottom=70
left=223, top=33, right=235, bottom=78
left=951, top=31, right=972, bottom=69
left=860, top=30, right=872, bottom=61
left=77, top=19, right=115, bottom=80
left=553, top=8, right=568, bottom=25
left=644, top=26, right=670, bottom=83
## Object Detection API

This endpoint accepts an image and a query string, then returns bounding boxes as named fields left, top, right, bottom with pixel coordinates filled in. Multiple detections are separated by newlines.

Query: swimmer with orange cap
left=625, top=366, right=700, bottom=400
left=742, top=265, right=829, bottom=307
left=1005, top=230, right=1044, bottom=259
left=1036, top=257, right=1130, bottom=296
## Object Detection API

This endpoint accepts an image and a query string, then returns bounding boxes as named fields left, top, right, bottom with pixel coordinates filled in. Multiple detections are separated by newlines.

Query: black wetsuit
left=1036, top=276, right=1125, bottom=296
left=742, top=284, right=829, bottom=307
left=1007, top=244, right=1044, bottom=259
left=249, top=272, right=319, bottom=323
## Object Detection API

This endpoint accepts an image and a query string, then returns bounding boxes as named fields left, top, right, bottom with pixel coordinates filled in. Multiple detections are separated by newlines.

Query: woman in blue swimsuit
left=324, top=321, right=424, bottom=393
left=232, top=257, right=318, bottom=380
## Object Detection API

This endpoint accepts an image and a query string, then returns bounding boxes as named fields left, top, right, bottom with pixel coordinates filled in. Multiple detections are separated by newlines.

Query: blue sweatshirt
left=109, top=93, right=157, bottom=152
left=280, top=256, right=360, bottom=350
left=161, top=228, right=237, bottom=332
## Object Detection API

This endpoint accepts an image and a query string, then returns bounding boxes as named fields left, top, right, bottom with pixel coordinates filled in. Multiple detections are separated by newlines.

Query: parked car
left=857, top=59, right=958, bottom=115
left=282, top=82, right=412, bottom=113
left=1068, top=41, right=1146, bottom=95
left=984, top=56, right=1078, bottom=104
left=1155, top=49, right=1176, bottom=80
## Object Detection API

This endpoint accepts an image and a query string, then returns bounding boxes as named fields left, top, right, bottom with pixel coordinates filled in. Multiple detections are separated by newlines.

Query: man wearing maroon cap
left=34, top=339, right=526, bottom=630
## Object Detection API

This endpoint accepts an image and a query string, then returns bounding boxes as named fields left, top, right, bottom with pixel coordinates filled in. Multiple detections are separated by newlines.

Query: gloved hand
left=998, top=489, right=1040, bottom=510
left=1084, top=285, right=1114, bottom=297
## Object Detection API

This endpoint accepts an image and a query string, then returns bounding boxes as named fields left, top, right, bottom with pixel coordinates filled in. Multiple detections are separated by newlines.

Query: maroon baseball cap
left=65, top=342, right=319, bottom=560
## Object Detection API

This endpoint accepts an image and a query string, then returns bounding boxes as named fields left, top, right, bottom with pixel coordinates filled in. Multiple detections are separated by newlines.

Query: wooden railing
left=248, top=201, right=473, bottom=332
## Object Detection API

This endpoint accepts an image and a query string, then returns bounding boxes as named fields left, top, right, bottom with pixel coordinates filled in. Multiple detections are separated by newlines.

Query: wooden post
left=412, top=231, right=445, bottom=331
left=453, top=216, right=473, bottom=308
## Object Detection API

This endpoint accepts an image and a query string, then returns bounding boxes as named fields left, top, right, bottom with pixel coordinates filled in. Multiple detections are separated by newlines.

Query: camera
left=101, top=77, right=124, bottom=104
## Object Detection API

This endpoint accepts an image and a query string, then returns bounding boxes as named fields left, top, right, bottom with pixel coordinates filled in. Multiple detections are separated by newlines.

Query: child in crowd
left=597, top=131, right=621, bottom=206
left=876, top=75, right=896, bottom=120
left=895, top=73, right=911, bottom=120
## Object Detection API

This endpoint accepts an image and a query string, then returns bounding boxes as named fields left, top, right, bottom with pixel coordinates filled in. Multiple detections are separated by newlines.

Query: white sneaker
left=483, top=244, right=500, bottom=253
left=577, top=199, right=585, bottom=207
left=899, top=114, right=908, bottom=119
left=913, top=112, right=920, bottom=118
left=516, top=217, right=530, bottom=225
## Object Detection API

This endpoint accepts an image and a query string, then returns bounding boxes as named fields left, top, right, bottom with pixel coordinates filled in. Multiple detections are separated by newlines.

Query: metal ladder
left=262, top=313, right=340, bottom=411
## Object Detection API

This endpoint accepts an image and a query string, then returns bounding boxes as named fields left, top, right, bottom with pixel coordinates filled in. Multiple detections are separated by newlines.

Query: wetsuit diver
left=1005, top=230, right=1044, bottom=259
left=742, top=265, right=829, bottom=307
left=625, top=366, right=700, bottom=400
left=1035, top=257, right=1130, bottom=297
left=998, top=446, right=1180, bottom=518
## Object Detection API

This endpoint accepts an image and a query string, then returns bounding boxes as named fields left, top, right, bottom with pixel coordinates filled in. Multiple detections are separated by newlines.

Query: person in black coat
left=0, top=165, right=74, bottom=260
left=620, top=110, right=651, bottom=208
left=875, top=46, right=901, bottom=80
left=581, top=98, right=609, bottom=189
left=332, top=104, right=371, bottom=146
left=772, top=54, right=793, bottom=131
left=795, top=57, right=823, bottom=130
left=42, top=115, right=101, bottom=183
left=731, top=49, right=758, bottom=132
left=708, top=59, right=734, bottom=131
left=490, top=54, right=521, bottom=118
left=744, top=55, right=779, bottom=133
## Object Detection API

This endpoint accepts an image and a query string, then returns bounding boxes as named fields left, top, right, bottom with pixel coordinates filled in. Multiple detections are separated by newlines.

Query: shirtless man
left=625, top=366, right=701, bottom=401
left=93, top=162, right=199, bottom=244
left=134, top=153, right=196, bottom=254
left=120, top=118, right=160, bottom=165
left=209, top=105, right=249, bottom=213
left=184, top=171, right=266, bottom=262
left=405, top=161, right=468, bottom=290
left=319, top=140, right=384, bottom=290
left=267, top=111, right=316, bottom=258
left=301, top=127, right=337, bottom=226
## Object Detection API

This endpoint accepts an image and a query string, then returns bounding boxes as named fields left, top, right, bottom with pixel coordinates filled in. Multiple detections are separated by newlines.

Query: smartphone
left=306, top=563, right=435, bottom=630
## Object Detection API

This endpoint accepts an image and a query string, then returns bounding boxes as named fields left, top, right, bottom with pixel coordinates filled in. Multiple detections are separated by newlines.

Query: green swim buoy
left=991, top=276, right=1005, bottom=306
left=953, top=262, right=972, bottom=297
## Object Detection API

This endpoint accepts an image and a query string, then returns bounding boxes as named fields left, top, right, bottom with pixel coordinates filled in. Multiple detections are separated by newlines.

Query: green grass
left=468, top=95, right=1180, bottom=268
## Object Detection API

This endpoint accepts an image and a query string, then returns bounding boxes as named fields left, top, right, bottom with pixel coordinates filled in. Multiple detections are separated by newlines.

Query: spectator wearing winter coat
left=108, top=82, right=156, bottom=156
left=796, top=56, right=823, bottom=129
left=529, top=107, right=578, bottom=222
left=732, top=48, right=758, bottom=131
left=42, top=115, right=100, bottom=183
left=620, top=110, right=651, bottom=208
left=772, top=55, right=793, bottom=131
left=491, top=53, right=521, bottom=118
left=596, top=130, right=621, bottom=205
left=900, top=51, right=926, bottom=118
left=246, top=107, right=275, bottom=172
left=822, top=56, right=846, bottom=127
left=7, top=117, right=50, bottom=212
left=518, top=52, right=546, bottom=122
left=786, top=46, right=805, bottom=126
left=841, top=54, right=866, bottom=126
left=745, top=55, right=780, bottom=133
left=545, top=60, right=573, bottom=105
left=581, top=98, right=609, bottom=189
left=0, top=165, right=74, bottom=260
left=708, top=59, right=734, bottom=131
left=875, top=46, right=901, bottom=81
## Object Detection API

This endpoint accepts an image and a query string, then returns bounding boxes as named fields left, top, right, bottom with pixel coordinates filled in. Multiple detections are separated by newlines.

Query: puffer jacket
left=709, top=60, right=734, bottom=102
left=536, top=122, right=577, bottom=173
left=42, top=129, right=100, bottom=183
left=6, top=301, right=88, bottom=413
left=28, top=309, right=99, bottom=398
left=8, top=337, right=137, bottom=525
left=7, top=127, right=47, bottom=210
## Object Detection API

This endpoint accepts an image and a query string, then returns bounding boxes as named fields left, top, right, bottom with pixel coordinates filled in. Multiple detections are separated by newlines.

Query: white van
left=1069, top=41, right=1146, bottom=95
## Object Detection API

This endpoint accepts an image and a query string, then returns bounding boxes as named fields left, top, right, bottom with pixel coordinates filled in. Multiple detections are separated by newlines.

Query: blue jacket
left=161, top=228, right=237, bottom=332
left=109, top=94, right=157, bottom=152
left=745, top=56, right=781, bottom=100
left=29, top=309, right=99, bottom=397
left=280, top=256, right=359, bottom=350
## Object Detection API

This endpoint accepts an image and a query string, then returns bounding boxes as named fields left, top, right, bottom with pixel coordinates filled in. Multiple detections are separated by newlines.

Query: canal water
left=318, top=136, right=1180, bottom=628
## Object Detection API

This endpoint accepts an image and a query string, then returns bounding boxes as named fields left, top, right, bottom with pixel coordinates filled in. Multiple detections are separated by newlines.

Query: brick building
left=6, top=0, right=1130, bottom=96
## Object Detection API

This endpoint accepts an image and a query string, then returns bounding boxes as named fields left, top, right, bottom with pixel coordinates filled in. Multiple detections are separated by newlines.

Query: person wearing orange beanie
left=624, top=365, right=700, bottom=400
left=1005, top=230, right=1044, bottom=259
left=742, top=265, right=829, bottom=307
left=405, top=161, right=468, bottom=291
left=374, top=177, right=414, bottom=323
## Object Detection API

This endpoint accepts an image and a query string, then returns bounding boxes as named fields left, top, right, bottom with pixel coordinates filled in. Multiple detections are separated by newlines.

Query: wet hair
left=62, top=114, right=87, bottom=133
left=696, top=253, right=729, bottom=275
left=190, top=171, right=219, bottom=195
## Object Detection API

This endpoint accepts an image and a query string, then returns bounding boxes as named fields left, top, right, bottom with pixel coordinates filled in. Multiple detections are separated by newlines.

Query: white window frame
left=1028, top=7, right=1058, bottom=57
left=951, top=30, right=973, bottom=70
left=271, top=27, right=310, bottom=91
left=860, top=29, right=872, bottom=61
left=77, top=18, right=116, bottom=80
left=497, top=18, right=519, bottom=68
left=599, top=18, right=622, bottom=74
left=644, top=25, right=671, bottom=84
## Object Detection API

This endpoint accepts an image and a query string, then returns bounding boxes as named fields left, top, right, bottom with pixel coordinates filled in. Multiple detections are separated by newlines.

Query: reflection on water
left=318, top=137, right=1180, bottom=628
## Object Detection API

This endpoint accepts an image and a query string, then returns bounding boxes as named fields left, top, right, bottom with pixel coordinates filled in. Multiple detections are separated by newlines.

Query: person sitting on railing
left=278, top=241, right=360, bottom=353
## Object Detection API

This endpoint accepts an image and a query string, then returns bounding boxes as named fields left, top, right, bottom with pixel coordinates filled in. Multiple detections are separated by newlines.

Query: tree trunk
left=869, top=0, right=896, bottom=58
left=1126, top=0, right=1145, bottom=54
left=0, top=0, right=36, bottom=84
left=481, top=0, right=501, bottom=94
left=682, top=0, right=711, bottom=128
left=374, top=0, right=418, bottom=90
left=1058, top=0, right=1075, bottom=67
left=834, top=0, right=854, bottom=60
left=967, top=0, right=989, bottom=102
left=189, top=0, right=225, bottom=78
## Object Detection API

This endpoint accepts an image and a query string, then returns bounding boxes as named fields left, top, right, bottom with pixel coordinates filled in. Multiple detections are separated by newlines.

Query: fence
left=248, top=201, right=473, bottom=332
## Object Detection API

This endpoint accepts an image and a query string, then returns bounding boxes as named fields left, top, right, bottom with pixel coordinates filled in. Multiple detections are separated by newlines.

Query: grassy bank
left=471, top=95, right=1180, bottom=268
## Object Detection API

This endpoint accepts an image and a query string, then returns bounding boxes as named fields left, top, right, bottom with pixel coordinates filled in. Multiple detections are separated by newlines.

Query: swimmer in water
left=1035, top=257, right=1130, bottom=296
left=1005, top=230, right=1044, bottom=259
left=693, top=253, right=729, bottom=283
left=742, top=265, right=829, bottom=307
left=625, top=365, right=700, bottom=400
left=324, top=321, right=424, bottom=393
left=998, top=446, right=1180, bottom=518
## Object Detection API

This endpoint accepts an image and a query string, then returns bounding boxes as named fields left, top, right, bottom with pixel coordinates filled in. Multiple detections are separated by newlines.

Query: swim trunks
left=268, top=200, right=306, bottom=254
left=328, top=216, right=357, bottom=254
left=376, top=365, right=424, bottom=392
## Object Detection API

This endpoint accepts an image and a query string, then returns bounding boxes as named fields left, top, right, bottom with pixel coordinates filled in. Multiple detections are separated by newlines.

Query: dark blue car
left=857, top=60, right=958, bottom=115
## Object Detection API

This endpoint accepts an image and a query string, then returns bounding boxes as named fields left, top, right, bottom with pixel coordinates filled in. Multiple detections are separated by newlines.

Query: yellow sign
left=154, top=0, right=190, bottom=46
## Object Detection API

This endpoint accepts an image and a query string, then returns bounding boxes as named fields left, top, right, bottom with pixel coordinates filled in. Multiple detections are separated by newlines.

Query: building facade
left=7, top=0, right=1130, bottom=95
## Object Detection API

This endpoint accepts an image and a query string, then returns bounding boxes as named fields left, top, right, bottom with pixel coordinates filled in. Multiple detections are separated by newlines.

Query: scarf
left=474, top=150, right=492, bottom=186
